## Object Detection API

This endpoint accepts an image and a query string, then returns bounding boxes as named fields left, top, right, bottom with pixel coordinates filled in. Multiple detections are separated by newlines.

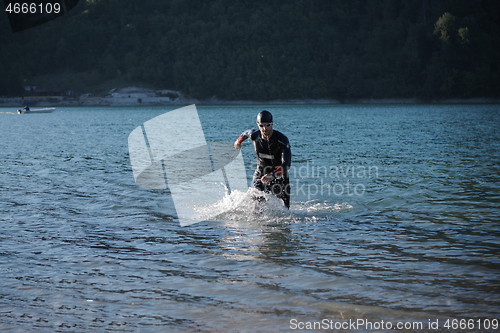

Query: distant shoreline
left=2, top=97, right=499, bottom=108
left=195, top=97, right=500, bottom=105
left=1, top=87, right=499, bottom=107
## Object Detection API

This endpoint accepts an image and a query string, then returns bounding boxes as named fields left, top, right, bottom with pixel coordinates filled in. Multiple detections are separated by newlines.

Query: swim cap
left=256, top=110, right=273, bottom=123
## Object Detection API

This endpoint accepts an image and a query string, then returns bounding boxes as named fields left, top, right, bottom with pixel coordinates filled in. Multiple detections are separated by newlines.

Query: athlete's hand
left=261, top=173, right=274, bottom=184
left=234, top=140, right=242, bottom=150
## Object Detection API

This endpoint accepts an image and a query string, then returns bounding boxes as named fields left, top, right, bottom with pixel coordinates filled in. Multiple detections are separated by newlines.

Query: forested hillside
left=1, top=0, right=499, bottom=100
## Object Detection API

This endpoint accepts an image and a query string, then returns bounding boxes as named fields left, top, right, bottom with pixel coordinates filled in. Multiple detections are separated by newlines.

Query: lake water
left=1, top=104, right=499, bottom=332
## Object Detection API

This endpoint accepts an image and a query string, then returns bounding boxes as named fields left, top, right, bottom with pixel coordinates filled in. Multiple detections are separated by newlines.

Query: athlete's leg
left=252, top=169, right=267, bottom=203
left=278, top=176, right=290, bottom=209
left=269, top=177, right=290, bottom=209
left=252, top=169, right=265, bottom=191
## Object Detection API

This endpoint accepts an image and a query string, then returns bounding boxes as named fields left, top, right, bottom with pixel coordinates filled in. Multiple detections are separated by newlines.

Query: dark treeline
left=1, top=0, right=499, bottom=100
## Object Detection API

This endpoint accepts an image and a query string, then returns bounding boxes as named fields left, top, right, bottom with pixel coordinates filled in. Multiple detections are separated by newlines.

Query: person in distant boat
left=234, top=110, right=292, bottom=208
left=22, top=106, right=30, bottom=112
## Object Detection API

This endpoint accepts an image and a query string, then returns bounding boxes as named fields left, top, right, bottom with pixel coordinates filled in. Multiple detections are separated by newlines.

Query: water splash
left=194, top=188, right=353, bottom=224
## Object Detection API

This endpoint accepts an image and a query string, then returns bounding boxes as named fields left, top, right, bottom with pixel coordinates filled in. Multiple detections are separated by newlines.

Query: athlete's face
left=258, top=122, right=273, bottom=138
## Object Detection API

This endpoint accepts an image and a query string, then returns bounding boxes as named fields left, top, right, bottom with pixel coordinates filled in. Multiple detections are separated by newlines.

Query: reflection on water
left=0, top=105, right=499, bottom=332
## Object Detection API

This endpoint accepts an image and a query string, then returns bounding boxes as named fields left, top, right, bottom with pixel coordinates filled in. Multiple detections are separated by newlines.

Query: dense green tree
left=0, top=0, right=498, bottom=99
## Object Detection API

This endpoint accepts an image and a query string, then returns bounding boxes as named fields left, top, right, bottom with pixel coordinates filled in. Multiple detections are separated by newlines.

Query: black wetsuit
left=238, top=128, right=292, bottom=208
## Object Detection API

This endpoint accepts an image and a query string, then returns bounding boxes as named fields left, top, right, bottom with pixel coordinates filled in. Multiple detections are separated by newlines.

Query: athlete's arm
left=278, top=136, right=292, bottom=170
left=234, top=129, right=257, bottom=150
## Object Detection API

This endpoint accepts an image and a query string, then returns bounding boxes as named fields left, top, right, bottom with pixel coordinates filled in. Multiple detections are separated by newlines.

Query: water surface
left=1, top=104, right=499, bottom=332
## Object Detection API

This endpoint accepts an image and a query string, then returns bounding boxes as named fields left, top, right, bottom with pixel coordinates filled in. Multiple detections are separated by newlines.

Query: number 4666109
left=5, top=2, right=61, bottom=14
left=444, top=319, right=498, bottom=330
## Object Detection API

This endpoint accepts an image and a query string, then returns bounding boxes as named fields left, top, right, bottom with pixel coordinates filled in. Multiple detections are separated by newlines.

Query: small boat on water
left=17, top=107, right=55, bottom=114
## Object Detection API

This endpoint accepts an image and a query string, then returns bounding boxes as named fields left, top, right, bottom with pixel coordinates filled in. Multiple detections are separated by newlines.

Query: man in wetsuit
left=234, top=110, right=292, bottom=208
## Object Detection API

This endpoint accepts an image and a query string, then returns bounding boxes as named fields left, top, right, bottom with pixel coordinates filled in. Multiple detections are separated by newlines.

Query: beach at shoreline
left=1, top=86, right=499, bottom=107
